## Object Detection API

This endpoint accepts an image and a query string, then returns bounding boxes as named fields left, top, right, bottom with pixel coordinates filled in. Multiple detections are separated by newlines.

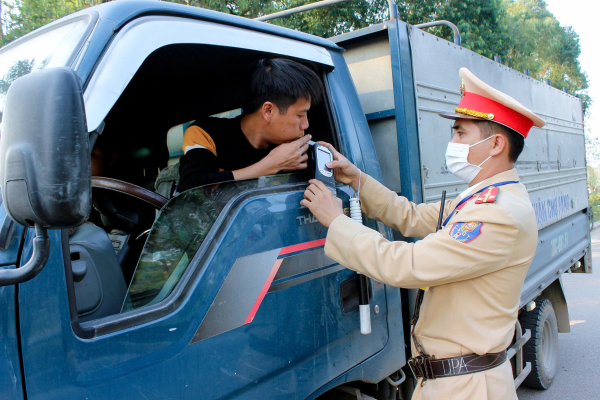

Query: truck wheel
left=519, top=298, right=559, bottom=389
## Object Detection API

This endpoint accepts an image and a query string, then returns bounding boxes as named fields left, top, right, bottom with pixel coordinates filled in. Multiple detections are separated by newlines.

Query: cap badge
left=455, top=107, right=495, bottom=121
left=460, top=81, right=465, bottom=98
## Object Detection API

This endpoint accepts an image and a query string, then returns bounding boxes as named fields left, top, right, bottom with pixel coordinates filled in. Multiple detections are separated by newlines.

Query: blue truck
left=0, top=1, right=591, bottom=399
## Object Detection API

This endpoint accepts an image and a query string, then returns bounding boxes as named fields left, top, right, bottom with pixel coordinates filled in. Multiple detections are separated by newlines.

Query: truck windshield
left=0, top=17, right=90, bottom=122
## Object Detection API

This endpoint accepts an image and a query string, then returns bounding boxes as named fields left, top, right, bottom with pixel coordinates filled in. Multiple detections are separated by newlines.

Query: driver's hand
left=300, top=179, right=344, bottom=228
left=264, top=135, right=311, bottom=174
left=317, top=142, right=365, bottom=192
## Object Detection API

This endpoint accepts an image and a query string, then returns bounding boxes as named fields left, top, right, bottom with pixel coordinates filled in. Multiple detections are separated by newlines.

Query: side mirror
left=0, top=67, right=91, bottom=286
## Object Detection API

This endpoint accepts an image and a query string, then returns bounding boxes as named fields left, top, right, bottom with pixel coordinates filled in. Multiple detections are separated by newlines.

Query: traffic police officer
left=301, top=68, right=545, bottom=399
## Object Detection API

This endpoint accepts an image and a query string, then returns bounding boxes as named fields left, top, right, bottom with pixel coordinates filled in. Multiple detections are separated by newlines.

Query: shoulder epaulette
left=475, top=186, right=498, bottom=204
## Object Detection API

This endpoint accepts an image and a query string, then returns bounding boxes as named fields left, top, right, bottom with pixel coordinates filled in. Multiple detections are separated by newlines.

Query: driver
left=177, top=58, right=324, bottom=192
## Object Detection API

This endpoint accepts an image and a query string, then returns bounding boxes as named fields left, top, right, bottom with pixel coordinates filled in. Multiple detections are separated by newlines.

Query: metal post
left=508, top=320, right=532, bottom=388
left=255, top=0, right=353, bottom=22
left=414, top=20, right=461, bottom=45
left=515, top=320, right=524, bottom=377
left=387, top=0, right=396, bottom=20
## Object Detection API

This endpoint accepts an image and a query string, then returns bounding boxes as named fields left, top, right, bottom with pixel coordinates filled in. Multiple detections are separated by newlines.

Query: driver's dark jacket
left=177, top=115, right=271, bottom=192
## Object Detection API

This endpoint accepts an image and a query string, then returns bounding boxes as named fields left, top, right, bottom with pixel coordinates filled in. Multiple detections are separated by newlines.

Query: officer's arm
left=359, top=175, right=452, bottom=239
left=324, top=206, right=518, bottom=288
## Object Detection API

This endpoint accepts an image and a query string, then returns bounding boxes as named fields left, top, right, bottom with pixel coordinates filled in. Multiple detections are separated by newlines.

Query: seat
left=166, top=120, right=193, bottom=166
left=155, top=121, right=193, bottom=198
left=69, top=223, right=128, bottom=322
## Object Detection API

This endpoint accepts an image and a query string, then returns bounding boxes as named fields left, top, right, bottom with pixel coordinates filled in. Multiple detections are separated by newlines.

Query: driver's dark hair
left=476, top=120, right=525, bottom=162
left=244, top=58, right=323, bottom=114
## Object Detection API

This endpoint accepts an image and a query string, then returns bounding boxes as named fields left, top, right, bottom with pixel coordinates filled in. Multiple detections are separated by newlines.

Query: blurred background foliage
left=0, top=0, right=590, bottom=113
left=0, top=0, right=596, bottom=213
left=588, top=165, right=600, bottom=224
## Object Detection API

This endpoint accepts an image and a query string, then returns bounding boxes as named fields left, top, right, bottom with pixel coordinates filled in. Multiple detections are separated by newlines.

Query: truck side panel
left=407, top=26, right=592, bottom=284
left=332, top=20, right=590, bottom=330
left=408, top=27, right=588, bottom=234
left=521, top=210, right=589, bottom=314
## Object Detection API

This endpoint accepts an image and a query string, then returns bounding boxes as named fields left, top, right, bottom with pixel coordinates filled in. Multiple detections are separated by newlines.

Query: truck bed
left=331, top=20, right=591, bottom=312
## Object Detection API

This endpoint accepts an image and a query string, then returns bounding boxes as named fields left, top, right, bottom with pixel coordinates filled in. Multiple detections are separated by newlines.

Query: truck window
left=96, top=42, right=333, bottom=191
left=67, top=40, right=337, bottom=327
left=0, top=17, right=90, bottom=122
left=121, top=174, right=305, bottom=312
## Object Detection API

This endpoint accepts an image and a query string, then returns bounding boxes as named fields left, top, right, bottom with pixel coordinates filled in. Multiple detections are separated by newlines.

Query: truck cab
left=0, top=2, right=407, bottom=399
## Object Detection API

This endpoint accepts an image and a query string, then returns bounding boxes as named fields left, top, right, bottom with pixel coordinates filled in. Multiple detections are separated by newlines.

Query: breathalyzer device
left=308, top=141, right=336, bottom=195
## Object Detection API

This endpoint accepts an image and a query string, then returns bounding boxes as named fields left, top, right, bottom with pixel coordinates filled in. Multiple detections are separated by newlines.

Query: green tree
left=166, top=0, right=276, bottom=18
left=585, top=132, right=600, bottom=169
left=395, top=0, right=510, bottom=59
left=165, top=0, right=389, bottom=37
left=267, top=0, right=389, bottom=38
left=502, top=0, right=590, bottom=115
left=588, top=166, right=599, bottom=192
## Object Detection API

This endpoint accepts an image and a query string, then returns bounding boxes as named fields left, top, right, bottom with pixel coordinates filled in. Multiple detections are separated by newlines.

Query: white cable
left=349, top=197, right=363, bottom=223
left=350, top=171, right=363, bottom=222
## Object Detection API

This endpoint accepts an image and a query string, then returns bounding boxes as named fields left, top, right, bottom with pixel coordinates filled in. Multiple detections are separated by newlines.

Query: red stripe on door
left=244, top=259, right=283, bottom=325
left=244, top=238, right=327, bottom=324
left=278, top=238, right=326, bottom=256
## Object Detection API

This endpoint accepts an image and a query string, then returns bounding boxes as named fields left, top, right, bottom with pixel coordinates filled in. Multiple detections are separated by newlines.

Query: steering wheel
left=90, top=177, right=168, bottom=283
left=91, top=177, right=168, bottom=210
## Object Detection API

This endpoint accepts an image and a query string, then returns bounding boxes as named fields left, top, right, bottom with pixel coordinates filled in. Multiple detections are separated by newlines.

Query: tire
left=519, top=298, right=559, bottom=389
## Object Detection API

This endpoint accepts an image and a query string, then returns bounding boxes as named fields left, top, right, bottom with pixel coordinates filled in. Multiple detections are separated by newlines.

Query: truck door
left=0, top=204, right=25, bottom=399
left=15, top=16, right=388, bottom=399
left=16, top=177, right=388, bottom=399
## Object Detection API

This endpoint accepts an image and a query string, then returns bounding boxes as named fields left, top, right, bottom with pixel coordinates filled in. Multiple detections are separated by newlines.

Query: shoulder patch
left=449, top=222, right=483, bottom=243
left=475, top=187, right=498, bottom=204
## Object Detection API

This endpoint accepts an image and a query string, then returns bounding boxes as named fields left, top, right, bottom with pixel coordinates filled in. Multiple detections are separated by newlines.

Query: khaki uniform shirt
left=325, top=169, right=538, bottom=399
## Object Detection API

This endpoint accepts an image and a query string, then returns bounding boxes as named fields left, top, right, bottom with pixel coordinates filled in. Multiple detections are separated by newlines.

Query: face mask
left=445, top=135, right=495, bottom=183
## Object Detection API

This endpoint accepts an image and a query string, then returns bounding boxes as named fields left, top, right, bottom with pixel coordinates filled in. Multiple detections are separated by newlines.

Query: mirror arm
left=0, top=224, right=50, bottom=286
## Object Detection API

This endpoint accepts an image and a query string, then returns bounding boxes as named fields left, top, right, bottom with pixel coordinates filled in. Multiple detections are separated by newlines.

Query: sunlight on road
left=569, top=320, right=586, bottom=326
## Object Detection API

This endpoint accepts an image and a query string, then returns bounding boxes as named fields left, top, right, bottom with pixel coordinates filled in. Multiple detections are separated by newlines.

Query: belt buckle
left=409, top=355, right=435, bottom=383
left=408, top=356, right=423, bottom=379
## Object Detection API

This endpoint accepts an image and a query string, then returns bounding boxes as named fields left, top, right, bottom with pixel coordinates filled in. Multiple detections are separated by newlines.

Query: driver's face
left=269, top=97, right=311, bottom=144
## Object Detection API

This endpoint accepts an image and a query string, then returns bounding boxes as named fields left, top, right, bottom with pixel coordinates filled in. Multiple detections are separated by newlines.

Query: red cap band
left=457, top=92, right=534, bottom=138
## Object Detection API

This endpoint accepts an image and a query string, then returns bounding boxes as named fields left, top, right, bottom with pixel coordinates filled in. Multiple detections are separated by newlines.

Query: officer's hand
left=264, top=135, right=311, bottom=174
left=317, top=142, right=365, bottom=192
left=300, top=179, right=344, bottom=228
